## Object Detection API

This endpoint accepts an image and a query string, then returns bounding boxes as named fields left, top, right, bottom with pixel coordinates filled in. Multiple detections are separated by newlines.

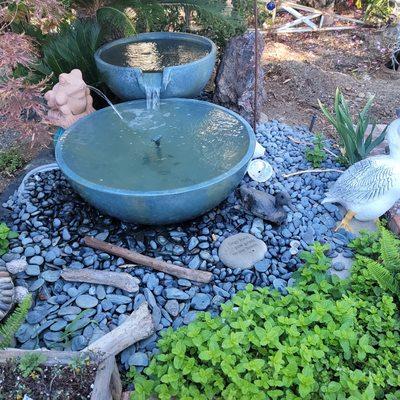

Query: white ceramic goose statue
left=322, top=116, right=400, bottom=231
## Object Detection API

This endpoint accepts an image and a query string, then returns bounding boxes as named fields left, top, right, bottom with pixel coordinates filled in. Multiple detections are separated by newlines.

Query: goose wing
left=325, top=157, right=400, bottom=205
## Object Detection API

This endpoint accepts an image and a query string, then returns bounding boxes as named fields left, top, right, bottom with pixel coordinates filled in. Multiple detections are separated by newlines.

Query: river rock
left=191, top=293, right=211, bottom=311
left=218, top=233, right=267, bottom=270
left=14, top=286, right=29, bottom=303
left=128, top=352, right=149, bottom=367
left=6, top=259, right=27, bottom=274
left=164, top=299, right=180, bottom=317
left=213, top=31, right=267, bottom=124
left=76, top=294, right=98, bottom=309
left=164, top=288, right=189, bottom=300
left=41, top=270, right=61, bottom=283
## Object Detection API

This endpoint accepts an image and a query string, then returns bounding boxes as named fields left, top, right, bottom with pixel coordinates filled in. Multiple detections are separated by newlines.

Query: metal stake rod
left=253, top=0, right=259, bottom=131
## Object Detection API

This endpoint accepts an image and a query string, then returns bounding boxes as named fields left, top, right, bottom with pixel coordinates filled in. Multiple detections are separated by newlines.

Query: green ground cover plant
left=0, top=222, right=19, bottom=256
left=0, top=148, right=24, bottom=176
left=129, top=242, right=400, bottom=399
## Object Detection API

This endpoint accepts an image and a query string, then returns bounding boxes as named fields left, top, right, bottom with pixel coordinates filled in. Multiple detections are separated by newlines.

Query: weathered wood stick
left=61, top=268, right=139, bottom=293
left=110, top=359, right=123, bottom=400
left=84, top=303, right=154, bottom=361
left=91, top=356, right=121, bottom=400
left=283, top=168, right=343, bottom=178
left=83, top=236, right=213, bottom=283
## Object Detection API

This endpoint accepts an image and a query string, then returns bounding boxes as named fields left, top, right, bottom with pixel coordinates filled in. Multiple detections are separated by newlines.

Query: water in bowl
left=59, top=100, right=250, bottom=192
left=100, top=38, right=210, bottom=72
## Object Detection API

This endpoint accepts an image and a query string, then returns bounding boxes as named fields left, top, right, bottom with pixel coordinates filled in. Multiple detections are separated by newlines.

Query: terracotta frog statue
left=44, top=69, right=95, bottom=129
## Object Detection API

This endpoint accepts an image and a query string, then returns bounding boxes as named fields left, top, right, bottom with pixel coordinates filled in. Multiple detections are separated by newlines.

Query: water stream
left=87, top=85, right=124, bottom=120
left=141, top=73, right=162, bottom=110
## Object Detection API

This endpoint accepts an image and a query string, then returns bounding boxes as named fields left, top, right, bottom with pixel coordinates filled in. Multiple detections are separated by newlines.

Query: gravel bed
left=1, top=121, right=354, bottom=370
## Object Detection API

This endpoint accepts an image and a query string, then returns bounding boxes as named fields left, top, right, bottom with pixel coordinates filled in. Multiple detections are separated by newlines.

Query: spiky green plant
left=357, top=227, right=400, bottom=296
left=33, top=18, right=102, bottom=86
left=0, top=295, right=32, bottom=349
left=319, top=88, right=387, bottom=165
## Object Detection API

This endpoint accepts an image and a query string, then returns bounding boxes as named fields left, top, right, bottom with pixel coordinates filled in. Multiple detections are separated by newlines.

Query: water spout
left=139, top=73, right=162, bottom=110
left=87, top=85, right=124, bottom=121
left=152, top=135, right=162, bottom=147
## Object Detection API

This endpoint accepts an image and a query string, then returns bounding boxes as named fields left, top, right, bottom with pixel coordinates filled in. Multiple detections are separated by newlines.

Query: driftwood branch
left=91, top=356, right=122, bottom=400
left=83, top=236, right=213, bottom=284
left=110, top=359, right=123, bottom=400
left=61, top=268, right=139, bottom=293
left=84, top=302, right=154, bottom=361
left=283, top=168, right=343, bottom=178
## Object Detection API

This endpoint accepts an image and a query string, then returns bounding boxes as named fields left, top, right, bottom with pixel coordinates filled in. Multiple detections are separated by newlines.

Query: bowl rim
left=94, top=31, right=217, bottom=72
left=55, top=98, right=256, bottom=197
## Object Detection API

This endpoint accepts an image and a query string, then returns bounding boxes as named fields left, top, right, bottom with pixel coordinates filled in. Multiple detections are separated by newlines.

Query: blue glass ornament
left=266, top=1, right=276, bottom=11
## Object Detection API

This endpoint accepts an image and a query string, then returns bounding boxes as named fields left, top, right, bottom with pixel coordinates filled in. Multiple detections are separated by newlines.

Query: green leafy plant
left=0, top=222, right=18, bottom=256
left=33, top=18, right=102, bottom=86
left=130, top=242, right=400, bottom=399
left=69, top=355, right=92, bottom=375
left=18, top=352, right=47, bottom=378
left=361, top=0, right=394, bottom=23
left=58, top=309, right=96, bottom=348
left=349, top=227, right=382, bottom=257
left=356, top=226, right=400, bottom=296
left=305, top=133, right=327, bottom=167
left=319, top=88, right=387, bottom=165
left=0, top=148, right=25, bottom=176
left=0, top=295, right=32, bottom=349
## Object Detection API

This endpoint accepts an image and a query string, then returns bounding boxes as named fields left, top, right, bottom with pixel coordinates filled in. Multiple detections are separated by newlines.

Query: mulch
left=0, top=358, right=97, bottom=400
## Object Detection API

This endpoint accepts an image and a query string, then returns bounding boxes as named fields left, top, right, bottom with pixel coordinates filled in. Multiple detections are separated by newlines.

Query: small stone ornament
left=218, top=233, right=267, bottom=270
left=240, top=186, right=293, bottom=225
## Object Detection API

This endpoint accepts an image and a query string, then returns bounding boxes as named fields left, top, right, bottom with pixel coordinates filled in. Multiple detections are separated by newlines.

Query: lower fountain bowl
left=55, top=99, right=255, bottom=225
left=94, top=32, right=217, bottom=101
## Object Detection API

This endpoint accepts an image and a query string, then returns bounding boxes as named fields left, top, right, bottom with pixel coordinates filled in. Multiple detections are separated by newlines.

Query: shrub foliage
left=130, top=243, right=400, bottom=399
left=353, top=226, right=400, bottom=297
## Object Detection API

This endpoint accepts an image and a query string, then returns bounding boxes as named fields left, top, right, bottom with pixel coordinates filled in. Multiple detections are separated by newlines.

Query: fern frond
left=0, top=295, right=32, bottom=349
left=96, top=6, right=136, bottom=39
left=360, top=256, right=399, bottom=294
left=380, top=227, right=400, bottom=273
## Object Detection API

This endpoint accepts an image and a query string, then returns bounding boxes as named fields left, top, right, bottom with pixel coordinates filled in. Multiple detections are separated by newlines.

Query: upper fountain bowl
left=94, top=32, right=217, bottom=101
